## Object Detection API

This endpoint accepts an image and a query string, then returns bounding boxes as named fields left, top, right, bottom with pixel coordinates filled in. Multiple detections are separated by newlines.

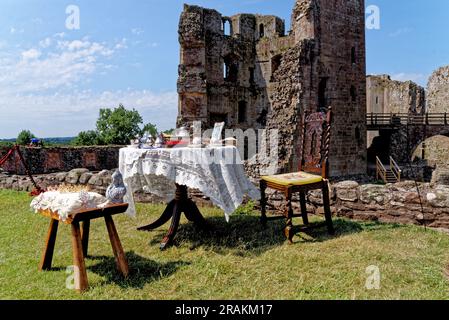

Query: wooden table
left=137, top=184, right=208, bottom=250
left=38, top=203, right=130, bottom=292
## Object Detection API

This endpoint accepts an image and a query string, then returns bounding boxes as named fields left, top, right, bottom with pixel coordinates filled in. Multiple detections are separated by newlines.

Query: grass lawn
left=0, top=189, right=449, bottom=300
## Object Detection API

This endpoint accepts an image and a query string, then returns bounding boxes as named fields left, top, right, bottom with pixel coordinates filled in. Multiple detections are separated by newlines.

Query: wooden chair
left=38, top=203, right=130, bottom=292
left=260, top=107, right=335, bottom=243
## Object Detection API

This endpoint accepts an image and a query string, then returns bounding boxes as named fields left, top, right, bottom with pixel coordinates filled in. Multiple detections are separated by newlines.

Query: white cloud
left=131, top=28, right=144, bottom=35
left=0, top=37, right=124, bottom=95
left=115, top=38, right=128, bottom=50
left=53, top=32, right=66, bottom=38
left=391, top=72, right=427, bottom=85
left=21, top=48, right=41, bottom=60
left=39, top=38, right=52, bottom=48
left=10, top=27, right=24, bottom=34
left=0, top=35, right=177, bottom=137
left=389, top=27, right=413, bottom=37
left=0, top=90, right=178, bottom=137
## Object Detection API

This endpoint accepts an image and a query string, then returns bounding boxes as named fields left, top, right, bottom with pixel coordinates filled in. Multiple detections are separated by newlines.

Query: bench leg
left=81, top=220, right=90, bottom=257
left=104, top=215, right=129, bottom=278
left=300, top=191, right=309, bottom=225
left=39, top=219, right=59, bottom=271
left=71, top=221, right=89, bottom=292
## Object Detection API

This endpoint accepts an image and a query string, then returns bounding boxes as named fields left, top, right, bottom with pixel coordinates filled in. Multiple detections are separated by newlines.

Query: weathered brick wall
left=0, top=146, right=121, bottom=175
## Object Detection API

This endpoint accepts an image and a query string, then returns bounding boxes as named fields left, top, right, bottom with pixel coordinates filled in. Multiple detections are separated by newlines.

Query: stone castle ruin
left=366, top=69, right=449, bottom=176
left=177, top=0, right=367, bottom=178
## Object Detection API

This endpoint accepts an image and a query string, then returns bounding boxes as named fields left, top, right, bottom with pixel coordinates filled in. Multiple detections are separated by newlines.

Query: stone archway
left=389, top=126, right=449, bottom=164
left=411, top=134, right=449, bottom=166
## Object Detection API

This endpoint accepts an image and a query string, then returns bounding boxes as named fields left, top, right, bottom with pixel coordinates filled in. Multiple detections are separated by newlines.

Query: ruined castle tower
left=177, top=0, right=367, bottom=177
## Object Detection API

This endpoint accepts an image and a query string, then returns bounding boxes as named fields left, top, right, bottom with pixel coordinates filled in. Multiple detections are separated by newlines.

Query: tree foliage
left=16, top=130, right=36, bottom=145
left=96, top=104, right=145, bottom=145
left=72, top=130, right=102, bottom=146
left=72, top=104, right=158, bottom=146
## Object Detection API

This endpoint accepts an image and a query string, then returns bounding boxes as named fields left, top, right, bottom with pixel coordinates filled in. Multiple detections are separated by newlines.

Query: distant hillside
left=0, top=137, right=75, bottom=146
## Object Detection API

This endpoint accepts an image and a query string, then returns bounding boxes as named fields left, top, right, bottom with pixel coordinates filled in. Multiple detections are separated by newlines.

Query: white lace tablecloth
left=119, top=146, right=260, bottom=221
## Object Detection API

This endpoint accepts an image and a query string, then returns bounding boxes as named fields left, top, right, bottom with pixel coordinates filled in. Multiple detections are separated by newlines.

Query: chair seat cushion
left=261, top=171, right=323, bottom=186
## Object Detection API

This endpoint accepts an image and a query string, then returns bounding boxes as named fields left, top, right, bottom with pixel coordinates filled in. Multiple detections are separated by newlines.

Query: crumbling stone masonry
left=177, top=0, right=367, bottom=178
left=366, top=75, right=426, bottom=151
left=427, top=65, right=449, bottom=113
left=366, top=75, right=425, bottom=116
left=0, top=146, right=121, bottom=175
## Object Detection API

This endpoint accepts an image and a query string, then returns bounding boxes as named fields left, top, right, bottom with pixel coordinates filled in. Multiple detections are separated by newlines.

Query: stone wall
left=367, top=75, right=426, bottom=115
left=266, top=180, right=449, bottom=230
left=0, top=146, right=121, bottom=175
left=177, top=0, right=367, bottom=178
left=366, top=75, right=426, bottom=148
left=0, top=169, right=114, bottom=195
left=329, top=181, right=449, bottom=230
left=427, top=65, right=449, bottom=113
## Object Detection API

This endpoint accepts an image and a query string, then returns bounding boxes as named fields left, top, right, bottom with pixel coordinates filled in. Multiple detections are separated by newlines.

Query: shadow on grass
left=89, top=251, right=189, bottom=289
left=147, top=215, right=366, bottom=256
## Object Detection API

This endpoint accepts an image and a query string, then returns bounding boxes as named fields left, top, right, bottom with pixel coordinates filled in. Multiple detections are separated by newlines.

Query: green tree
left=96, top=104, right=144, bottom=145
left=16, top=130, right=36, bottom=145
left=163, top=128, right=175, bottom=135
left=142, top=123, right=158, bottom=137
left=72, top=130, right=103, bottom=146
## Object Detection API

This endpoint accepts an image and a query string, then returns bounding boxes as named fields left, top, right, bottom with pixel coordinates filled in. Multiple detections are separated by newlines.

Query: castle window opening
left=351, top=47, right=356, bottom=64
left=350, top=85, right=357, bottom=102
left=318, top=77, right=328, bottom=112
left=224, top=55, right=239, bottom=82
left=271, top=55, right=282, bottom=81
left=210, top=112, right=228, bottom=127
left=238, top=101, right=247, bottom=124
left=249, top=67, right=255, bottom=84
left=259, top=24, right=265, bottom=38
left=223, top=20, right=232, bottom=36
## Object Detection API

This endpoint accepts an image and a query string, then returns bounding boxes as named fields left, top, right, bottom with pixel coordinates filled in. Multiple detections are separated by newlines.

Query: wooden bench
left=38, top=203, right=130, bottom=292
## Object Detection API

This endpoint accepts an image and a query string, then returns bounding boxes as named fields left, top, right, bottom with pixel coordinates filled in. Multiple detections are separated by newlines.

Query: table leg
left=71, top=221, right=89, bottom=292
left=137, top=200, right=175, bottom=231
left=105, top=215, right=129, bottom=277
left=39, top=219, right=59, bottom=271
left=138, top=184, right=209, bottom=250
left=184, top=199, right=208, bottom=230
left=160, top=202, right=182, bottom=251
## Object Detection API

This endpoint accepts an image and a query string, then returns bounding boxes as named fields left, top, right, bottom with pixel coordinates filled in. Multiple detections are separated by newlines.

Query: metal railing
left=367, top=112, right=449, bottom=127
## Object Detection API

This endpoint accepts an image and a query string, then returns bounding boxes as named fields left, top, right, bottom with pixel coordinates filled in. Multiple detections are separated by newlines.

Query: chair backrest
left=299, top=106, right=332, bottom=179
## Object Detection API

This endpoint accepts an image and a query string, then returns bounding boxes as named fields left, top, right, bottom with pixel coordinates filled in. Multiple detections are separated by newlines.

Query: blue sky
left=0, top=0, right=448, bottom=138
